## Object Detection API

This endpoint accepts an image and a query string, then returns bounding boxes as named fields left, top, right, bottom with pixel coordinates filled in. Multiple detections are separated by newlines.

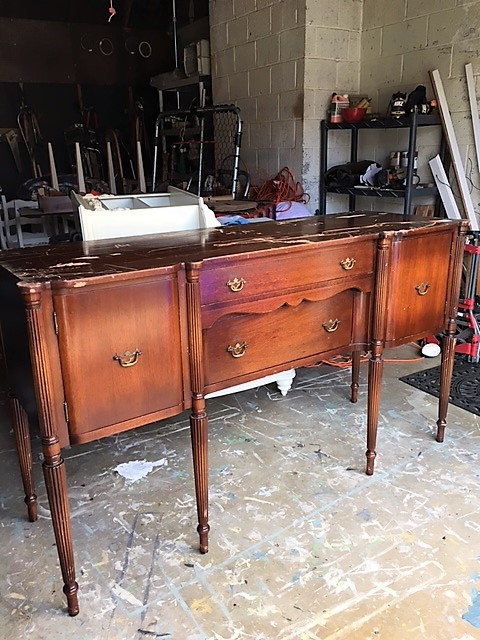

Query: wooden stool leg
left=10, top=396, right=37, bottom=522
left=350, top=350, right=361, bottom=403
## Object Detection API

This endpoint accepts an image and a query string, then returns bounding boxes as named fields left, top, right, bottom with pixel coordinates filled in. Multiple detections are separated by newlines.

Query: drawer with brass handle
left=200, top=239, right=375, bottom=306
left=203, top=289, right=367, bottom=388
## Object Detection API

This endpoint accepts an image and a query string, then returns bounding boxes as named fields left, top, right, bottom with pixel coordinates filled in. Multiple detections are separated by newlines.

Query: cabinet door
left=53, top=274, right=187, bottom=440
left=385, top=229, right=454, bottom=344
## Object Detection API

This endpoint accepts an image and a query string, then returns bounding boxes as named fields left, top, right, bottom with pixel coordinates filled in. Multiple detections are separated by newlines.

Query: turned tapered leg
left=190, top=409, right=209, bottom=553
left=21, top=284, right=79, bottom=615
left=350, top=350, right=360, bottom=403
left=366, top=344, right=384, bottom=476
left=42, top=440, right=79, bottom=616
left=9, top=396, right=37, bottom=522
left=436, top=333, right=456, bottom=443
left=436, top=227, right=467, bottom=443
left=186, top=266, right=210, bottom=554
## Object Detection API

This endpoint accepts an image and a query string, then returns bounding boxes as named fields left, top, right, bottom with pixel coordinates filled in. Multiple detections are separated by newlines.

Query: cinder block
left=227, top=16, right=248, bottom=46
left=363, top=0, right=406, bottom=28
left=250, top=121, right=272, bottom=147
left=451, top=38, right=480, bottom=77
left=402, top=46, right=451, bottom=84
left=212, top=75, right=230, bottom=104
left=247, top=6, right=271, bottom=40
left=280, top=90, right=304, bottom=120
left=337, top=0, right=362, bottom=31
left=428, top=5, right=480, bottom=47
left=235, top=96, right=258, bottom=123
left=407, top=0, right=455, bottom=19
left=316, top=27, right=349, bottom=60
left=235, top=41, right=256, bottom=73
left=361, top=28, right=382, bottom=60
left=304, top=57, right=337, bottom=90
left=272, top=120, right=297, bottom=148
left=336, top=60, right=361, bottom=92
left=210, top=23, right=228, bottom=54
left=257, top=93, right=280, bottom=121
left=249, top=66, right=272, bottom=96
left=306, top=0, right=338, bottom=28
left=257, top=34, right=281, bottom=67
left=209, top=0, right=234, bottom=26
left=280, top=26, right=306, bottom=62
left=233, top=0, right=257, bottom=17
left=215, top=47, right=235, bottom=77
left=271, top=60, right=298, bottom=92
left=227, top=71, right=249, bottom=99
left=382, top=18, right=428, bottom=56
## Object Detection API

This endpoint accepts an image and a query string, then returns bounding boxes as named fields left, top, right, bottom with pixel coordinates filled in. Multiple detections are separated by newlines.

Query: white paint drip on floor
left=113, top=458, right=167, bottom=482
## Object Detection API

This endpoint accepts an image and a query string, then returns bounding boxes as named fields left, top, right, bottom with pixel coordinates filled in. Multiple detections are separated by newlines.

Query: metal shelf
left=319, top=110, right=445, bottom=215
left=327, top=185, right=439, bottom=198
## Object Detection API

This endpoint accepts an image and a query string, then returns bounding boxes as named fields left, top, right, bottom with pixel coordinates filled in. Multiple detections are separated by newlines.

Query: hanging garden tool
left=17, top=83, right=44, bottom=178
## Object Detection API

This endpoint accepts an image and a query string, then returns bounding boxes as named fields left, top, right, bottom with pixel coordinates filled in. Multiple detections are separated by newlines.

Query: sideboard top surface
left=0, top=212, right=460, bottom=284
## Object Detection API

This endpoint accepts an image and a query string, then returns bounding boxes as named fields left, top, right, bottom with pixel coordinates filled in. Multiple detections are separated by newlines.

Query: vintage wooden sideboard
left=0, top=212, right=467, bottom=615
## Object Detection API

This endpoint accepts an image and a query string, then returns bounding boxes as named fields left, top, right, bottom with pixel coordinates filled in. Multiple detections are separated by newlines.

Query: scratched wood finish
left=0, top=213, right=467, bottom=615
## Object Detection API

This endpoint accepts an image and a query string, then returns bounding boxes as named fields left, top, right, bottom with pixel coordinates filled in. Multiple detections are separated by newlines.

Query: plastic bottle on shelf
left=330, top=93, right=349, bottom=123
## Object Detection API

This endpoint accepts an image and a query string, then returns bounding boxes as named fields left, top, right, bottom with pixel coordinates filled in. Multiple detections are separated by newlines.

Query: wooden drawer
left=203, top=289, right=364, bottom=387
left=52, top=275, right=187, bottom=439
left=200, top=239, right=375, bottom=306
left=386, top=230, right=454, bottom=343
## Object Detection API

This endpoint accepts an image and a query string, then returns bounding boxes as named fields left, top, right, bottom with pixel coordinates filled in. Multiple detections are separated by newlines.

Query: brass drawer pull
left=322, top=319, right=340, bottom=333
left=340, top=257, right=356, bottom=270
left=113, top=349, right=142, bottom=368
left=226, top=277, right=246, bottom=292
left=227, top=341, right=248, bottom=358
left=415, top=283, right=430, bottom=296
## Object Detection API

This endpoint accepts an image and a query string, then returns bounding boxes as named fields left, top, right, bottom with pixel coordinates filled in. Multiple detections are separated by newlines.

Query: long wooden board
left=429, top=68, right=478, bottom=230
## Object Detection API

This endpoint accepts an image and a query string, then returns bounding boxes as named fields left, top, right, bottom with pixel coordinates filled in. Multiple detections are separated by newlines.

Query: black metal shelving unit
left=319, top=111, right=446, bottom=215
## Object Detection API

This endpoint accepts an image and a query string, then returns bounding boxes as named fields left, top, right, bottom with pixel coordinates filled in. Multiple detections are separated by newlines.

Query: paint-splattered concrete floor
left=1, top=345, right=480, bottom=640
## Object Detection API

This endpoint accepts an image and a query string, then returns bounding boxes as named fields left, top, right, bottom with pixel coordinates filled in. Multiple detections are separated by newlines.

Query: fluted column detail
left=185, top=265, right=209, bottom=553
left=366, top=233, right=392, bottom=476
left=19, top=284, right=79, bottom=616
left=437, top=223, right=468, bottom=442
left=9, top=396, right=37, bottom=521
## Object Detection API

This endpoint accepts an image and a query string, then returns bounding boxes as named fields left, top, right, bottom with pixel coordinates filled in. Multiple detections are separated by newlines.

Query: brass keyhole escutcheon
left=113, top=349, right=142, bottom=367
left=227, top=341, right=248, bottom=358
left=340, top=257, right=356, bottom=271
left=322, top=319, right=340, bottom=333
left=227, top=277, right=246, bottom=292
left=415, top=283, right=430, bottom=296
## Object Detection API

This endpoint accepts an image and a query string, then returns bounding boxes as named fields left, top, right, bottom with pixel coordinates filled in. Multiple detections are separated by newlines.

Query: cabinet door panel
left=53, top=276, right=185, bottom=437
left=386, top=231, right=453, bottom=342
left=203, top=290, right=364, bottom=387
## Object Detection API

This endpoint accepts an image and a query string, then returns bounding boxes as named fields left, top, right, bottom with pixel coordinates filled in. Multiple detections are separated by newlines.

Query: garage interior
left=1, top=1, right=480, bottom=639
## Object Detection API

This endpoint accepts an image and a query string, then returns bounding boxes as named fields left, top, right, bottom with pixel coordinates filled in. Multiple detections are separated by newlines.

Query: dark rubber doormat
left=399, top=356, right=480, bottom=417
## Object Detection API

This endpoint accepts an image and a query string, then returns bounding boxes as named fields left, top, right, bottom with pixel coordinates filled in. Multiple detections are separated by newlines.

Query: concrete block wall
left=209, top=0, right=362, bottom=210
left=361, top=0, right=480, bottom=216
left=209, top=0, right=480, bottom=215
left=209, top=0, right=306, bottom=192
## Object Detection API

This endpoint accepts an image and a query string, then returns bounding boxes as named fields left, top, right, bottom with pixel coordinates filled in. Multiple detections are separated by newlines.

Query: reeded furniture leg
left=9, top=396, right=37, bottom=522
left=190, top=408, right=210, bottom=553
left=350, top=350, right=360, bottom=403
left=436, top=333, right=456, bottom=442
left=42, top=439, right=79, bottom=616
left=366, top=343, right=384, bottom=476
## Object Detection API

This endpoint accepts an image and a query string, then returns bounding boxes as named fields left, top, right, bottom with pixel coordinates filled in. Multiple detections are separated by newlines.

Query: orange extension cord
left=251, top=166, right=310, bottom=205
left=318, top=343, right=425, bottom=369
